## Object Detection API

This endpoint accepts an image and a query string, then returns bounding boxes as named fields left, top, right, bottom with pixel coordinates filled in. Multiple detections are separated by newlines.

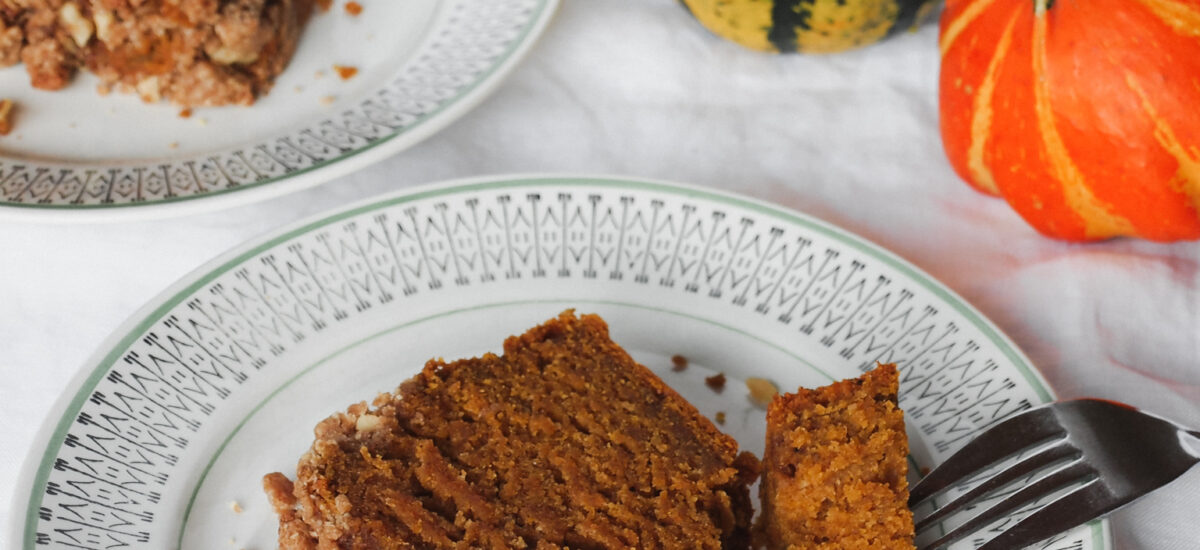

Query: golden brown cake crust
left=265, top=311, right=760, bottom=549
left=759, top=363, right=915, bottom=550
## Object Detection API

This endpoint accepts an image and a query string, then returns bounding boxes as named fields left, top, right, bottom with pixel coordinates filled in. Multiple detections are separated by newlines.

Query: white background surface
left=2, top=1, right=1198, bottom=548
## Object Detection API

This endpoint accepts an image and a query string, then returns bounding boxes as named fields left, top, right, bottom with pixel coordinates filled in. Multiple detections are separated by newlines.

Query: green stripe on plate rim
left=26, top=174, right=1093, bottom=549
left=1, top=0, right=554, bottom=211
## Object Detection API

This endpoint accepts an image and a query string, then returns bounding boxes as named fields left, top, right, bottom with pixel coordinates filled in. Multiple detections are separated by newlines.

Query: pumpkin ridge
left=1031, top=7, right=1136, bottom=239
left=1132, top=0, right=1200, bottom=38
left=680, top=0, right=777, bottom=52
left=966, top=9, right=1021, bottom=196
left=939, top=0, right=1200, bottom=241
left=1124, top=71, right=1200, bottom=217
left=769, top=0, right=805, bottom=52
left=889, top=0, right=936, bottom=38
left=888, top=0, right=931, bottom=38
left=939, top=0, right=1000, bottom=55
left=790, top=0, right=902, bottom=53
left=685, top=0, right=938, bottom=54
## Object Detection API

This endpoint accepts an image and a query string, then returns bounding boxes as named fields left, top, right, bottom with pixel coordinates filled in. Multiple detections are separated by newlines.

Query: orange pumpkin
left=939, top=0, right=1200, bottom=242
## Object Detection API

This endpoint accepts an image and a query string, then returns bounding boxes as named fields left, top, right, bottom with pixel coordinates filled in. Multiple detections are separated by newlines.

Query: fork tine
left=975, top=482, right=1109, bottom=550
left=914, top=442, right=1079, bottom=533
left=910, top=405, right=1065, bottom=507
left=918, top=461, right=1092, bottom=550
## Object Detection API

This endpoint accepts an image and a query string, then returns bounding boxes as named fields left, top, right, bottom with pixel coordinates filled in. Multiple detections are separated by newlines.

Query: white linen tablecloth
left=2, top=1, right=1197, bottom=547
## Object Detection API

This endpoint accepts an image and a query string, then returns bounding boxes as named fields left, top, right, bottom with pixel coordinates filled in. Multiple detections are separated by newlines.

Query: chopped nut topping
left=355, top=414, right=382, bottom=432
left=4, top=0, right=321, bottom=106
left=135, top=76, right=162, bottom=103
left=208, top=45, right=259, bottom=65
left=58, top=2, right=94, bottom=48
left=93, top=8, right=115, bottom=43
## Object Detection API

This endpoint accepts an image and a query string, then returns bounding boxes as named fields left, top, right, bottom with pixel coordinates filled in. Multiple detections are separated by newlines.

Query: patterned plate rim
left=7, top=174, right=1113, bottom=548
left=0, top=0, right=559, bottom=223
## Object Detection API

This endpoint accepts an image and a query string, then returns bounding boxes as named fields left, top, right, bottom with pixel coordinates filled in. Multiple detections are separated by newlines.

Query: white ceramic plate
left=7, top=175, right=1111, bottom=549
left=0, top=0, right=557, bottom=222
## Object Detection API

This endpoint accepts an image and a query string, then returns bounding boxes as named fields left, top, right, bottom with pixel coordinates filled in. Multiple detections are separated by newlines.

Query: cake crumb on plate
left=705, top=372, right=727, bottom=393
left=0, top=99, right=14, bottom=136
left=746, top=377, right=779, bottom=407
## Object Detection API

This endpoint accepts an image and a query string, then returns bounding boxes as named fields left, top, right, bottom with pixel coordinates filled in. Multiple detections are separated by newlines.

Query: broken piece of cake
left=758, top=363, right=915, bottom=550
left=0, top=0, right=324, bottom=106
left=263, top=311, right=761, bottom=549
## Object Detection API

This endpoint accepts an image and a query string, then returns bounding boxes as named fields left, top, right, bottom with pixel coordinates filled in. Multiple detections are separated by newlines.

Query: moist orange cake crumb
left=264, top=311, right=760, bottom=549
left=758, top=363, right=915, bottom=549
left=332, top=63, right=356, bottom=80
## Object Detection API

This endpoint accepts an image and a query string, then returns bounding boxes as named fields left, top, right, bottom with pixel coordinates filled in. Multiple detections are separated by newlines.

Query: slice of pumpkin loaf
left=263, top=311, right=760, bottom=549
left=758, top=363, right=915, bottom=550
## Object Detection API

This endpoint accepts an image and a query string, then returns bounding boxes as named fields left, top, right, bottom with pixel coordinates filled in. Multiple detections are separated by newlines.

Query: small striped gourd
left=682, top=0, right=938, bottom=54
left=940, top=0, right=1200, bottom=241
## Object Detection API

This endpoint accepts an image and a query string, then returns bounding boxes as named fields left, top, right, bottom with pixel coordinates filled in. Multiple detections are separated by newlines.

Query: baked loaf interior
left=264, top=311, right=761, bottom=549
left=758, top=363, right=915, bottom=549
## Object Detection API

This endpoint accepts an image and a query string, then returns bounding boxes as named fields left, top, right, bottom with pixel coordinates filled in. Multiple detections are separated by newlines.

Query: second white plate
left=7, top=175, right=1110, bottom=549
left=0, top=0, right=558, bottom=221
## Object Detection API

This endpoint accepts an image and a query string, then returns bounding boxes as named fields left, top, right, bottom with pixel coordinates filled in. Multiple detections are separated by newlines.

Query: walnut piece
left=57, top=2, right=93, bottom=48
left=0, top=20, right=22, bottom=67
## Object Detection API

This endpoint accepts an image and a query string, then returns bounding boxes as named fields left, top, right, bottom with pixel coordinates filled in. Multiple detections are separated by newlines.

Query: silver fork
left=909, top=399, right=1200, bottom=550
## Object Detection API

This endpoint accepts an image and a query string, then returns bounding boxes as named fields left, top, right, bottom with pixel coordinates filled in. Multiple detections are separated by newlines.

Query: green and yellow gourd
left=682, top=0, right=939, bottom=54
